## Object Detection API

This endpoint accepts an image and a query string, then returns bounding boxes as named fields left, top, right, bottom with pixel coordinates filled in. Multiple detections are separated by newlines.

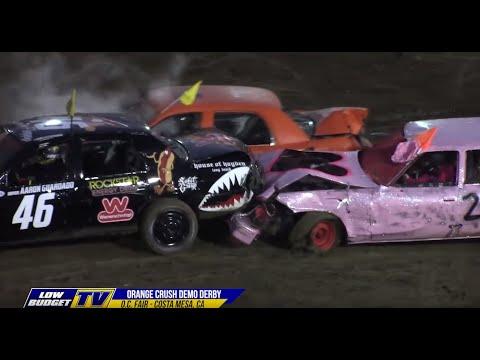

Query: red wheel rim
left=310, top=221, right=335, bottom=250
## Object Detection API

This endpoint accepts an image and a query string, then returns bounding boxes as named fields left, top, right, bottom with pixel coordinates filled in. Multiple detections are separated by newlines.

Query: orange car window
left=151, top=113, right=202, bottom=138
left=214, top=112, right=272, bottom=146
left=286, top=111, right=316, bottom=137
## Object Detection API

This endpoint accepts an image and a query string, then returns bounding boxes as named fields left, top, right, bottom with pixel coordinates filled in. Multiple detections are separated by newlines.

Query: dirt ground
left=2, top=52, right=480, bottom=307
left=1, top=234, right=480, bottom=307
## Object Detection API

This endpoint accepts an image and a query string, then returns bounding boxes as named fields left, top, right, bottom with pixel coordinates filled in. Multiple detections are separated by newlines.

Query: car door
left=369, top=150, right=464, bottom=241
left=0, top=138, right=76, bottom=242
left=72, top=134, right=150, bottom=231
left=457, top=149, right=480, bottom=238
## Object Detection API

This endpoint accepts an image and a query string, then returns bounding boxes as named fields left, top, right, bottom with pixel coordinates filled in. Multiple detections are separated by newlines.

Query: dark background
left=3, top=52, right=480, bottom=131
left=1, top=52, right=480, bottom=307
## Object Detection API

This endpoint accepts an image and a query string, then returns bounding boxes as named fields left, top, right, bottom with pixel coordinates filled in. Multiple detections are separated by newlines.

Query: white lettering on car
left=12, top=193, right=56, bottom=230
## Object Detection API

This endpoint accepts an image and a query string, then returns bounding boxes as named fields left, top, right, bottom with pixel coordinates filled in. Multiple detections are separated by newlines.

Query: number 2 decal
left=463, top=193, right=480, bottom=221
left=12, top=193, right=56, bottom=230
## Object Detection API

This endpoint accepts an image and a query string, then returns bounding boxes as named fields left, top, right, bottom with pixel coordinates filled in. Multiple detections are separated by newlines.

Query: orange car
left=147, top=85, right=369, bottom=154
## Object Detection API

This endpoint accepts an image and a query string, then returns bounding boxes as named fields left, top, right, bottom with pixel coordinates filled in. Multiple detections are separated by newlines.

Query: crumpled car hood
left=255, top=149, right=377, bottom=200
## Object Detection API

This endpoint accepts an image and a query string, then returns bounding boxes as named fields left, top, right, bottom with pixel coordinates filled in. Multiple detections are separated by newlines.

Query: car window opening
left=214, top=113, right=272, bottom=146
left=286, top=111, right=317, bottom=137
left=81, top=139, right=144, bottom=178
left=358, top=131, right=406, bottom=185
left=8, top=142, right=71, bottom=186
left=0, top=132, right=24, bottom=172
left=395, top=151, right=458, bottom=188
left=152, top=113, right=202, bottom=138
left=465, top=150, right=480, bottom=184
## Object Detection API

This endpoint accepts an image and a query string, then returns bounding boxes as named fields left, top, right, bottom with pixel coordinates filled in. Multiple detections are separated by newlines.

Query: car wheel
left=288, top=212, right=344, bottom=254
left=140, top=198, right=198, bottom=255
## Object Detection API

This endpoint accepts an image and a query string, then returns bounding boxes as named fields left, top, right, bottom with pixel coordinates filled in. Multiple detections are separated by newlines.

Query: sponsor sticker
left=147, top=150, right=175, bottom=195
left=193, top=160, right=246, bottom=173
left=97, top=196, right=134, bottom=223
left=177, top=176, right=198, bottom=193
left=88, top=176, right=139, bottom=197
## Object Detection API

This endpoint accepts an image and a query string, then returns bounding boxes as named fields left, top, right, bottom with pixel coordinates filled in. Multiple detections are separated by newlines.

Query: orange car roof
left=148, top=85, right=282, bottom=111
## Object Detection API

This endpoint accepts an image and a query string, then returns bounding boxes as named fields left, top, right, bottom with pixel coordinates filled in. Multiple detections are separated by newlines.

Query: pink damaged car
left=229, top=118, right=480, bottom=253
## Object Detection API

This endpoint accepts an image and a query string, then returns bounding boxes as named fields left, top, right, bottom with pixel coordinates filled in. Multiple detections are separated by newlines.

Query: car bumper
left=228, top=212, right=262, bottom=245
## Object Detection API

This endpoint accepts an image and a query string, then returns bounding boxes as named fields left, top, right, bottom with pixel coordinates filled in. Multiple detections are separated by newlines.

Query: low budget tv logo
left=24, top=288, right=245, bottom=308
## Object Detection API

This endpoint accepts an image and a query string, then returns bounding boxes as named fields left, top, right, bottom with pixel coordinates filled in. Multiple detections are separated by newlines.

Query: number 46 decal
left=12, top=193, right=56, bottom=230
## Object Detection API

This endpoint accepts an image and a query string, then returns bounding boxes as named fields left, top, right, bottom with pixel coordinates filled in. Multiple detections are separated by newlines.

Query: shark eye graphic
left=199, top=166, right=253, bottom=212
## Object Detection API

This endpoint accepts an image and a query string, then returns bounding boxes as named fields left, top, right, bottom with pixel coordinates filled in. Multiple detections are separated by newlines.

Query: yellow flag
left=66, top=89, right=77, bottom=118
left=179, top=81, right=202, bottom=105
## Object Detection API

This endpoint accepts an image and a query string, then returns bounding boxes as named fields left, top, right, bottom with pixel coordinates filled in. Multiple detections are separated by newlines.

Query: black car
left=0, top=113, right=262, bottom=254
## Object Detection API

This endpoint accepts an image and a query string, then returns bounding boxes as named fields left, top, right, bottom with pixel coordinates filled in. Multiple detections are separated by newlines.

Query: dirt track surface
left=2, top=52, right=480, bottom=307
left=1, top=236, right=480, bottom=307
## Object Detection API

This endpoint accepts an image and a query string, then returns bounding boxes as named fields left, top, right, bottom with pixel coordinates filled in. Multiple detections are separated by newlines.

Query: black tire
left=288, top=212, right=344, bottom=254
left=139, top=198, right=198, bottom=255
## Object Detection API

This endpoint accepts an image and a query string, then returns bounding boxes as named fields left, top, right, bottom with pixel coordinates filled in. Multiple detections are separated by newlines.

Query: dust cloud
left=0, top=52, right=190, bottom=123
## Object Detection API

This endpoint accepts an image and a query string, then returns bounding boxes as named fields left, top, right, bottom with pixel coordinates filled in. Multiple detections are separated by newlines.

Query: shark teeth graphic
left=199, top=190, right=253, bottom=212
left=199, top=166, right=253, bottom=212
left=207, top=166, right=249, bottom=195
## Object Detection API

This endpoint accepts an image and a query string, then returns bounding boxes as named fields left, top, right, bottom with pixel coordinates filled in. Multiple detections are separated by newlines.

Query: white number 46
left=12, top=193, right=56, bottom=230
